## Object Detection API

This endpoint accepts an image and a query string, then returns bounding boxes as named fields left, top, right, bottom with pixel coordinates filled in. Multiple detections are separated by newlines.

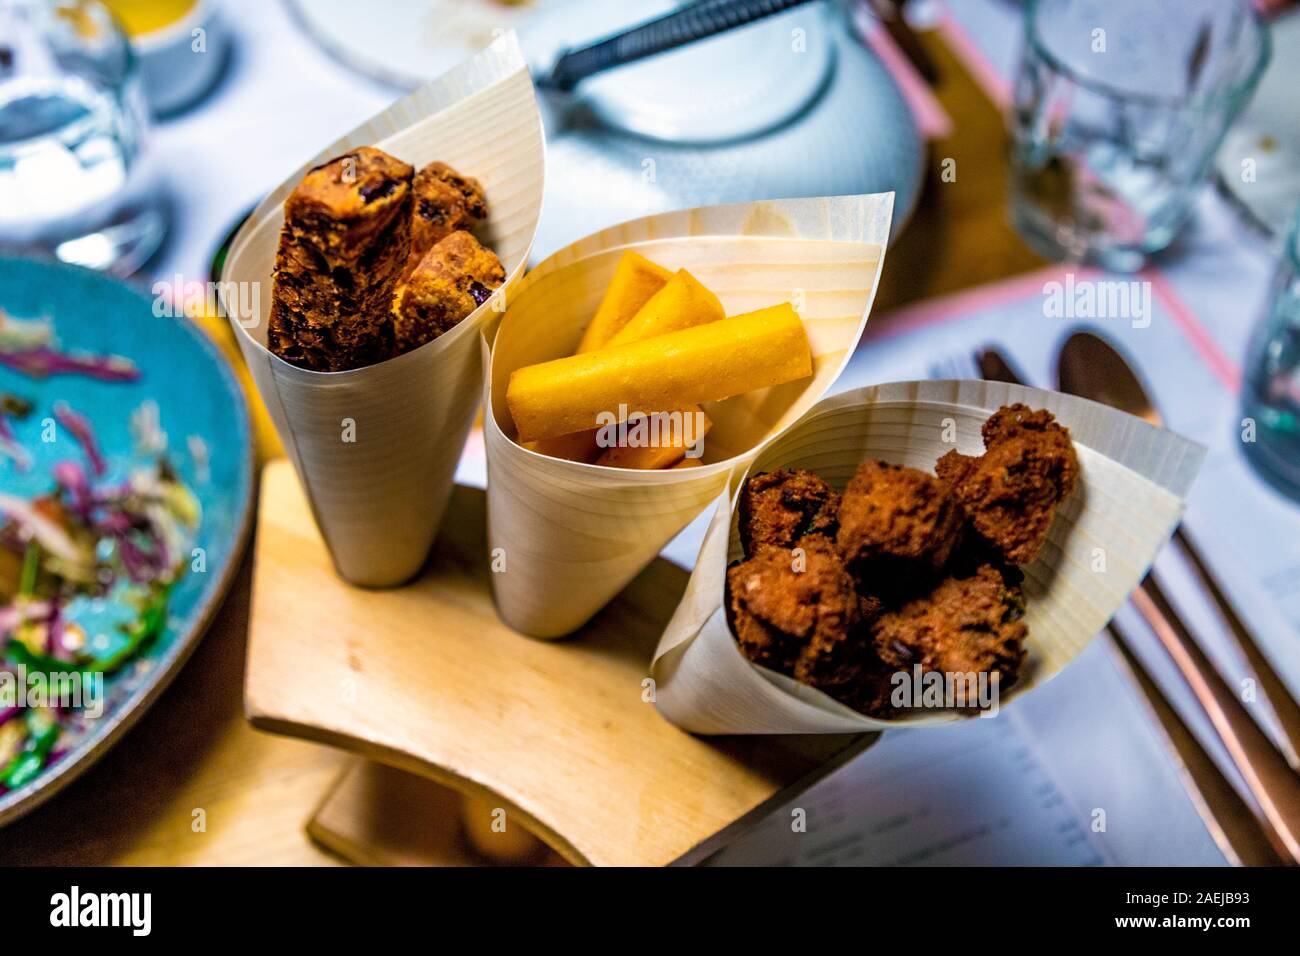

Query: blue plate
left=0, top=257, right=254, bottom=825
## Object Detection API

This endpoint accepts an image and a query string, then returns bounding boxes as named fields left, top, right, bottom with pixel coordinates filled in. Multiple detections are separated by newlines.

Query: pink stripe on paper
left=935, top=8, right=1012, bottom=107
left=865, top=265, right=1094, bottom=342
left=1144, top=269, right=1242, bottom=392
left=856, top=15, right=953, bottom=140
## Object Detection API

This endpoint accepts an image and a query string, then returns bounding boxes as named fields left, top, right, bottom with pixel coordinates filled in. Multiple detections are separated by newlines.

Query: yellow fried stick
left=508, top=303, right=811, bottom=443
left=594, top=405, right=712, bottom=469
left=575, top=251, right=673, bottom=353
left=540, top=261, right=722, bottom=465
left=603, top=268, right=724, bottom=347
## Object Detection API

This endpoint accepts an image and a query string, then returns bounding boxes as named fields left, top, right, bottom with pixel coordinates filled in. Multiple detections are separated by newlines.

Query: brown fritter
left=392, top=230, right=505, bottom=352
left=726, top=536, right=878, bottom=693
left=268, top=146, right=412, bottom=371
left=835, top=460, right=964, bottom=596
left=859, top=562, right=1027, bottom=716
left=737, top=468, right=841, bottom=557
left=936, top=403, right=1078, bottom=565
left=872, top=563, right=1026, bottom=673
left=408, top=161, right=488, bottom=271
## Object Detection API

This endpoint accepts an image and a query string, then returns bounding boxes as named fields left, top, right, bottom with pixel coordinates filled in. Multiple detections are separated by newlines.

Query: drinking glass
left=1008, top=0, right=1269, bottom=271
left=1243, top=205, right=1300, bottom=500
left=0, top=0, right=167, bottom=276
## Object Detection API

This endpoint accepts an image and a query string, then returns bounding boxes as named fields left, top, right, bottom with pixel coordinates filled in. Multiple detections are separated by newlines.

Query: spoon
left=1057, top=330, right=1300, bottom=861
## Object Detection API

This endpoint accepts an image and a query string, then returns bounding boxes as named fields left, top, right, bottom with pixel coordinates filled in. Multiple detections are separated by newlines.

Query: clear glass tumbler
left=1243, top=206, right=1300, bottom=500
left=0, top=0, right=167, bottom=276
left=1008, top=0, right=1269, bottom=271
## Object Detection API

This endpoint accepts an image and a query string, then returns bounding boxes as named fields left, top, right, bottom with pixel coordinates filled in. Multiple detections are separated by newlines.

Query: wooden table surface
left=1, top=25, right=1038, bottom=866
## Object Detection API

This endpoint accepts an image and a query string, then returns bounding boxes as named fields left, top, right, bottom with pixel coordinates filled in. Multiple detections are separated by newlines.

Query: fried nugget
left=268, top=146, right=412, bottom=371
left=726, top=535, right=879, bottom=692
left=408, top=161, right=488, bottom=270
left=393, top=230, right=505, bottom=352
left=835, top=460, right=964, bottom=597
left=737, top=468, right=841, bottom=557
left=936, top=403, right=1078, bottom=565
left=858, top=562, right=1027, bottom=716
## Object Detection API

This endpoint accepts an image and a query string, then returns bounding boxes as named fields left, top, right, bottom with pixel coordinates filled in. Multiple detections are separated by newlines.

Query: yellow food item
left=566, top=256, right=717, bottom=465
left=507, top=303, right=811, bottom=443
left=576, top=251, right=673, bottom=353
left=673, top=457, right=705, bottom=469
left=594, top=407, right=712, bottom=470
left=522, top=429, right=601, bottom=464
left=101, top=0, right=196, bottom=36
left=604, top=268, right=724, bottom=348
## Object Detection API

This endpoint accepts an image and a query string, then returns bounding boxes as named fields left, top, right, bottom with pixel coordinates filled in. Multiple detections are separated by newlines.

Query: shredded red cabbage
left=54, top=403, right=107, bottom=477
left=0, top=348, right=140, bottom=382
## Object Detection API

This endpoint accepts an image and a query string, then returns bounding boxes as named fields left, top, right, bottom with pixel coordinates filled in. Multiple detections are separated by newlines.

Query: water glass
left=0, top=0, right=167, bottom=276
left=1008, top=0, right=1269, bottom=271
left=1243, top=206, right=1300, bottom=500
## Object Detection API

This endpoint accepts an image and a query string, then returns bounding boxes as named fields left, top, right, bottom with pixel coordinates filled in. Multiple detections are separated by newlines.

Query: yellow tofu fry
left=594, top=407, right=712, bottom=469
left=522, top=429, right=601, bottom=463
left=576, top=251, right=673, bottom=353
left=507, top=303, right=811, bottom=443
left=604, top=268, right=725, bottom=348
left=547, top=267, right=721, bottom=460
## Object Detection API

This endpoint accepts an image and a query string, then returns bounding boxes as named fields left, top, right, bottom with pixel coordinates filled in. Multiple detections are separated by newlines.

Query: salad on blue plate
left=0, top=308, right=201, bottom=794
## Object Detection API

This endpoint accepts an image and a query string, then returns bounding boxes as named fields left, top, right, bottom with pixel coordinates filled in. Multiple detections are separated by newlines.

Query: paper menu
left=708, top=705, right=1110, bottom=867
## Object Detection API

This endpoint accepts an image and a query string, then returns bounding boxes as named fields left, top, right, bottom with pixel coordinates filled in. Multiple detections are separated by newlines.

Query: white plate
left=284, top=0, right=560, bottom=90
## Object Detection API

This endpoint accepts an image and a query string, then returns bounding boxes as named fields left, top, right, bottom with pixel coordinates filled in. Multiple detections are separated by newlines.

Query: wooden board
left=308, top=759, right=569, bottom=866
left=307, top=760, right=481, bottom=866
left=247, top=461, right=873, bottom=866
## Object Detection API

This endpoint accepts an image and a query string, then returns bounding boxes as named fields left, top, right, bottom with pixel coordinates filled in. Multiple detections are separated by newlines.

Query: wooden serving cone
left=653, top=380, right=1206, bottom=733
left=222, top=34, right=544, bottom=586
left=483, top=195, right=894, bottom=638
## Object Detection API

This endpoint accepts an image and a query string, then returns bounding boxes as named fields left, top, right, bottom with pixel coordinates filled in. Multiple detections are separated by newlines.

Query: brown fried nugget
left=874, top=563, right=1026, bottom=675
left=268, top=146, right=413, bottom=371
left=726, top=536, right=877, bottom=692
left=835, top=460, right=964, bottom=597
left=858, top=563, right=1027, bottom=716
left=738, top=468, right=841, bottom=558
left=392, top=230, right=505, bottom=352
left=936, top=404, right=1079, bottom=565
left=408, top=161, right=488, bottom=270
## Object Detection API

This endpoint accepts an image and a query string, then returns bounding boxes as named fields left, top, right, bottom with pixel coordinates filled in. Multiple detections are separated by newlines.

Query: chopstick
left=1133, top=578, right=1300, bottom=862
left=1106, top=619, right=1285, bottom=867
left=1171, top=524, right=1300, bottom=767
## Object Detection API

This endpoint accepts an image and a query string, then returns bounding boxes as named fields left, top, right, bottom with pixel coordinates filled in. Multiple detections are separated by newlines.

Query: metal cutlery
left=929, top=344, right=1297, bottom=864
left=1053, top=332, right=1300, bottom=863
left=1057, top=331, right=1300, bottom=769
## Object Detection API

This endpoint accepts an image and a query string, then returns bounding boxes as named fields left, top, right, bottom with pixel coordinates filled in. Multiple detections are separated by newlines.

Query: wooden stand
left=247, top=462, right=872, bottom=866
